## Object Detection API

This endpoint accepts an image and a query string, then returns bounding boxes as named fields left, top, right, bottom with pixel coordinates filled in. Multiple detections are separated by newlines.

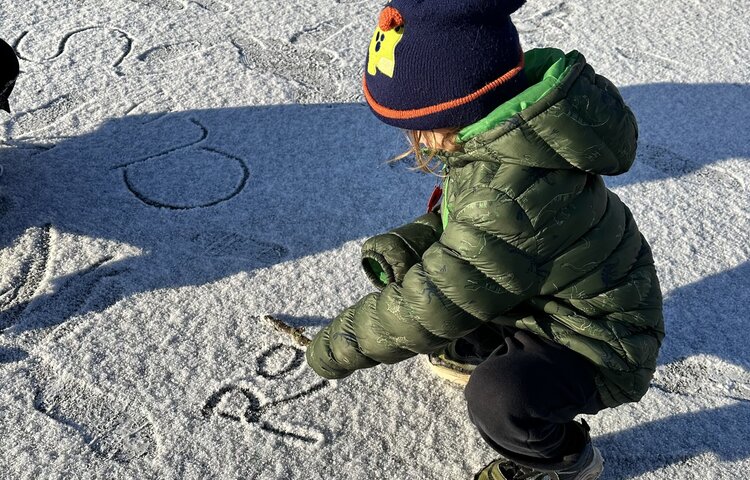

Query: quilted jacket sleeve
left=306, top=185, right=546, bottom=380
left=360, top=210, right=443, bottom=289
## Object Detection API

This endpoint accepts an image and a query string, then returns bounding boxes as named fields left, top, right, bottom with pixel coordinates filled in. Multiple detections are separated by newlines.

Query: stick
left=263, top=315, right=312, bottom=348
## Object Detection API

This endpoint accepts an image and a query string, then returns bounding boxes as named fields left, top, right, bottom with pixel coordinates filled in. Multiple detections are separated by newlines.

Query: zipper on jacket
left=441, top=164, right=450, bottom=230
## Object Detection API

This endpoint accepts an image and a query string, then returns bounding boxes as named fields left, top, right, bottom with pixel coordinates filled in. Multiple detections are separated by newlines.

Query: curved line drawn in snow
left=202, top=345, right=330, bottom=446
left=122, top=146, right=250, bottom=210
left=114, top=118, right=250, bottom=210
left=257, top=344, right=305, bottom=379
left=14, top=27, right=133, bottom=69
left=113, top=118, right=209, bottom=169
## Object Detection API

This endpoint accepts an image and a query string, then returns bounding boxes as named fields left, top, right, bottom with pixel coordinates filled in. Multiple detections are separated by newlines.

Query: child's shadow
left=599, top=261, right=750, bottom=478
left=0, top=103, right=427, bottom=342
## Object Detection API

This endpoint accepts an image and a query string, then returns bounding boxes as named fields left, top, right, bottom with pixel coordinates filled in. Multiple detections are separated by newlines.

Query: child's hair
left=390, top=128, right=464, bottom=175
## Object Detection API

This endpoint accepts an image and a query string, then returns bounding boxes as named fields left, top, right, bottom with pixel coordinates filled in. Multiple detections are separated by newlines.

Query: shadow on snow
left=0, top=103, right=432, bottom=341
left=599, top=261, right=750, bottom=478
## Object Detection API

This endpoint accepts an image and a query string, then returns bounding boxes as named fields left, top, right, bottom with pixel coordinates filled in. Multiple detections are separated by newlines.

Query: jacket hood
left=441, top=48, right=639, bottom=176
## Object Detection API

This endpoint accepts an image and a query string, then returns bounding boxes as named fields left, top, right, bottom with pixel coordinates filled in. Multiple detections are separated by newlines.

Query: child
left=306, top=1, right=664, bottom=478
left=0, top=39, right=19, bottom=113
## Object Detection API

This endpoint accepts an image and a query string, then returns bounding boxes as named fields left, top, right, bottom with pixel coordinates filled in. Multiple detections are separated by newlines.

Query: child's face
left=419, top=128, right=458, bottom=151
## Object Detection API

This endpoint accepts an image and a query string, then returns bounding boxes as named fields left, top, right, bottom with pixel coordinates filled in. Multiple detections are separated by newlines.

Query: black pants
left=464, top=328, right=605, bottom=470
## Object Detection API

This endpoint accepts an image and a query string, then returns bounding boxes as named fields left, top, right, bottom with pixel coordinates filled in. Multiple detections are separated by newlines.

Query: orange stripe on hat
left=363, top=53, right=525, bottom=121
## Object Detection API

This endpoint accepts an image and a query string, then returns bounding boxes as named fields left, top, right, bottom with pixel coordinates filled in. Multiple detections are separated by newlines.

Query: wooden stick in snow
left=263, top=315, right=312, bottom=348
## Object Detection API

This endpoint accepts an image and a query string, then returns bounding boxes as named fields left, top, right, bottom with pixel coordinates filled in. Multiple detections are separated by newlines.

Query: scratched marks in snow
left=129, top=0, right=185, bottom=10
left=189, top=0, right=231, bottom=13
left=0, top=231, right=132, bottom=365
left=203, top=344, right=330, bottom=447
left=137, top=41, right=206, bottom=67
left=128, top=0, right=231, bottom=12
left=32, top=365, right=157, bottom=466
left=514, top=2, right=581, bottom=42
left=13, top=256, right=129, bottom=338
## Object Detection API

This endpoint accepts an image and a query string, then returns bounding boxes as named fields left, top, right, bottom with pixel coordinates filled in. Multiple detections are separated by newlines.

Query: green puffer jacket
left=306, top=48, right=664, bottom=408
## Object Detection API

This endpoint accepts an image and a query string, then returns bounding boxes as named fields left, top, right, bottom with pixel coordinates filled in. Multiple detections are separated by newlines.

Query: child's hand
left=361, top=211, right=443, bottom=289
left=305, top=302, right=387, bottom=380
left=306, top=323, right=359, bottom=380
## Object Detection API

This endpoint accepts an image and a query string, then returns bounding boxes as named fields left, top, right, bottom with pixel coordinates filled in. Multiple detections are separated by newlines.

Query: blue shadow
left=599, top=261, right=750, bottom=478
left=614, top=83, right=749, bottom=187
left=0, top=103, right=435, bottom=336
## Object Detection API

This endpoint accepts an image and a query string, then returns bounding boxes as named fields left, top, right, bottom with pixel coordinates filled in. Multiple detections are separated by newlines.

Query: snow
left=0, top=0, right=748, bottom=478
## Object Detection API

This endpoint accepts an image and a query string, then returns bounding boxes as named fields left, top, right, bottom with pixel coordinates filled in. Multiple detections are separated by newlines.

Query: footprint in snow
left=31, top=364, right=157, bottom=466
left=652, top=355, right=750, bottom=403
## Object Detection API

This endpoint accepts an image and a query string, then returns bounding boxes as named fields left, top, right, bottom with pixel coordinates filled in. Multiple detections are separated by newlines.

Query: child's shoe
left=426, top=339, right=482, bottom=386
left=473, top=440, right=604, bottom=480
left=426, top=325, right=506, bottom=385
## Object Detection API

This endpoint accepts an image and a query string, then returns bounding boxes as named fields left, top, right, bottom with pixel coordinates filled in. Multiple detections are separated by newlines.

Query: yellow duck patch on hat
left=367, top=6, right=405, bottom=78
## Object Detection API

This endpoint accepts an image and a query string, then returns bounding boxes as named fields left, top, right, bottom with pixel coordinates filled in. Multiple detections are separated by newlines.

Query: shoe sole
left=424, top=355, right=471, bottom=386
left=575, top=447, right=604, bottom=480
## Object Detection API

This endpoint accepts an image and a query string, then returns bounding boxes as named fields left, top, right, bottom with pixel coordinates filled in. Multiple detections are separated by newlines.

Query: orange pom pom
left=378, top=6, right=404, bottom=31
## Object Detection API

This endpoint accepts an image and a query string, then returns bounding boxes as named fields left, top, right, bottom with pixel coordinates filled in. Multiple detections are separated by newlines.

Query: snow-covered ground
left=0, top=1, right=748, bottom=478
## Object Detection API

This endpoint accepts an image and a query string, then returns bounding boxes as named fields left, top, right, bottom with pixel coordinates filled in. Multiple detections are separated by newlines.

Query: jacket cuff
left=361, top=251, right=395, bottom=290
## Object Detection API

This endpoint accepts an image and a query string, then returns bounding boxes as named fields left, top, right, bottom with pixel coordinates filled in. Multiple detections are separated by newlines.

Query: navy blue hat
left=1, top=39, right=20, bottom=113
left=363, top=0, right=528, bottom=130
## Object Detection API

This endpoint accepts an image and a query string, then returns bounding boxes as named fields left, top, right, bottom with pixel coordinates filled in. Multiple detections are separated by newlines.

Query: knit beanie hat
left=0, top=39, right=20, bottom=113
left=363, top=0, right=528, bottom=130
